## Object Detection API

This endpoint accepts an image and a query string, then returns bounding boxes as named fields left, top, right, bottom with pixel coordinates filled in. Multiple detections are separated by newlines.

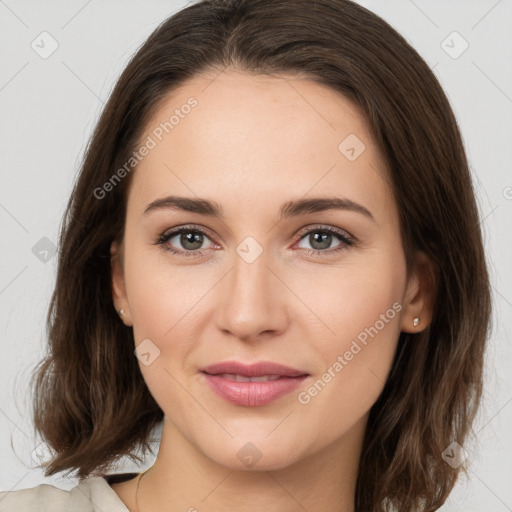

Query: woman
left=0, top=0, right=491, bottom=511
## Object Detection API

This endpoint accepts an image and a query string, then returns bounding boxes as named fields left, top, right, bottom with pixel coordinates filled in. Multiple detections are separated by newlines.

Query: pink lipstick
left=199, top=360, right=309, bottom=407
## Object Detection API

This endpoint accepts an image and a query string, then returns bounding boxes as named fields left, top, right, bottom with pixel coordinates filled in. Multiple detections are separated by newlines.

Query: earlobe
left=110, top=240, right=131, bottom=325
left=400, top=251, right=436, bottom=333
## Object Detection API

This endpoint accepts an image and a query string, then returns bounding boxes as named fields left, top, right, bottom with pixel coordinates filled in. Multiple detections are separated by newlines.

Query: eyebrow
left=143, top=195, right=375, bottom=221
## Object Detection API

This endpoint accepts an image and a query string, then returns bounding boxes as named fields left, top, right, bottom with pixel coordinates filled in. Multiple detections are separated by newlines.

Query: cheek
left=123, top=248, right=205, bottom=412
left=121, top=241, right=199, bottom=373
left=287, top=242, right=406, bottom=346
left=124, top=238, right=207, bottom=337
left=292, top=249, right=406, bottom=439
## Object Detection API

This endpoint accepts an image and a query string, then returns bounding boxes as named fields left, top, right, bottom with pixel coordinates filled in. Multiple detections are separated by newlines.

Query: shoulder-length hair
left=30, top=1, right=491, bottom=510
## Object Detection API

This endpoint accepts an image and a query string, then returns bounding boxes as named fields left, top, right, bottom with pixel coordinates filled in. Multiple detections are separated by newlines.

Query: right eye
left=156, top=225, right=217, bottom=258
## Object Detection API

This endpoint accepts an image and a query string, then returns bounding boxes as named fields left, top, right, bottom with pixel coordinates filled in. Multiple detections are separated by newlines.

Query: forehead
left=128, top=69, right=393, bottom=222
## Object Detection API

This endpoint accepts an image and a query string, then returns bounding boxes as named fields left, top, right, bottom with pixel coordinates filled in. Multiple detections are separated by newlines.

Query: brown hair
left=30, top=1, right=491, bottom=510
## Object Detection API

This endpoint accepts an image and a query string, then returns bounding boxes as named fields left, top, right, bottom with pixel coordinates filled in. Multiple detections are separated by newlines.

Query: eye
left=156, top=225, right=216, bottom=258
left=294, top=225, right=354, bottom=255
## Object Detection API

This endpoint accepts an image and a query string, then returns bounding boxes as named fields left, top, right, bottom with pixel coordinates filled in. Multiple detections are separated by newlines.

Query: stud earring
left=413, top=317, right=420, bottom=327
left=119, top=309, right=125, bottom=317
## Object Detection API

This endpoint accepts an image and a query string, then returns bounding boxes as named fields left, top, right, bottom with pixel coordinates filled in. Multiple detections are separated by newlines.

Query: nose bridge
left=233, top=238, right=271, bottom=299
left=215, top=237, right=287, bottom=339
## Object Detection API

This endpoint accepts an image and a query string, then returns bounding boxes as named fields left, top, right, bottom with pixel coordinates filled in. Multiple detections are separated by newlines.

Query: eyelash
left=155, top=223, right=355, bottom=259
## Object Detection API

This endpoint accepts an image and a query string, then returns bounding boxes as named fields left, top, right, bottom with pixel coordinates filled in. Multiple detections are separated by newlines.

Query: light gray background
left=0, top=0, right=511, bottom=510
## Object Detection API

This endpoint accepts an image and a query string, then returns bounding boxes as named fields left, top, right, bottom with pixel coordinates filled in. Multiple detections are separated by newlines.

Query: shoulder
left=0, top=476, right=130, bottom=512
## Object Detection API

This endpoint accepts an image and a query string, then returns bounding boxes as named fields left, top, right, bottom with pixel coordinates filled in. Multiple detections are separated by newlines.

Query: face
left=111, top=69, right=430, bottom=471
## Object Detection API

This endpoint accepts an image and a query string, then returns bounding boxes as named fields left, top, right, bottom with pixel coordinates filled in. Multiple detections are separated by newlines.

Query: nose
left=214, top=245, right=289, bottom=343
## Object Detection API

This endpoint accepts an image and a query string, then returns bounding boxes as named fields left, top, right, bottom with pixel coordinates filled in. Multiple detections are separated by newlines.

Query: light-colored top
left=0, top=475, right=132, bottom=512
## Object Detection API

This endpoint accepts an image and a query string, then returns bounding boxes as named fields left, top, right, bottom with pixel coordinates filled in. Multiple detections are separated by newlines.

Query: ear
left=400, top=250, right=436, bottom=333
left=110, top=240, right=132, bottom=326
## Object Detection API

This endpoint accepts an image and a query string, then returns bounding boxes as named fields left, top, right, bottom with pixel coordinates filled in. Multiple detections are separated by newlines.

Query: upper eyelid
left=161, top=224, right=217, bottom=244
left=295, top=224, right=353, bottom=240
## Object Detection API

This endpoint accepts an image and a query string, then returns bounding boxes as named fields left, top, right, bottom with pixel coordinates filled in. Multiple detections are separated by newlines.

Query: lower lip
left=201, top=372, right=308, bottom=407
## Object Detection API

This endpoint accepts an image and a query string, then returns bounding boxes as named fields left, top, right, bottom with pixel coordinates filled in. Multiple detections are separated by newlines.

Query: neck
left=136, top=415, right=367, bottom=512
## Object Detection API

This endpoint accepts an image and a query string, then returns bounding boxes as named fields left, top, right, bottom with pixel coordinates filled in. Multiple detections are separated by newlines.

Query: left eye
left=296, top=228, right=352, bottom=252
left=156, top=225, right=354, bottom=257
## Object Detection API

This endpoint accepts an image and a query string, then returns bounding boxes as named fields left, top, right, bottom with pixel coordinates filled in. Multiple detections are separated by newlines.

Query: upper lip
left=200, top=360, right=309, bottom=377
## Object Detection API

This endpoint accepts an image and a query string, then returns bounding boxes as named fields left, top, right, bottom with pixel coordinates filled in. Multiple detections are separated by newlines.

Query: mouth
left=199, top=361, right=310, bottom=407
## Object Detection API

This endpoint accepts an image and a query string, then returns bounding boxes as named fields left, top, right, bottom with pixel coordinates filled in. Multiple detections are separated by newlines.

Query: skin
left=110, top=69, right=434, bottom=512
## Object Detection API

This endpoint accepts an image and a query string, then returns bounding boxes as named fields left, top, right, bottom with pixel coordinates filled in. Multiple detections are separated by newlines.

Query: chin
left=195, top=431, right=309, bottom=472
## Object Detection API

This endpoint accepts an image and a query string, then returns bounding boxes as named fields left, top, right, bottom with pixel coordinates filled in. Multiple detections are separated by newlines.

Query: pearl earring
left=119, top=309, right=125, bottom=317
left=413, top=317, right=420, bottom=327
